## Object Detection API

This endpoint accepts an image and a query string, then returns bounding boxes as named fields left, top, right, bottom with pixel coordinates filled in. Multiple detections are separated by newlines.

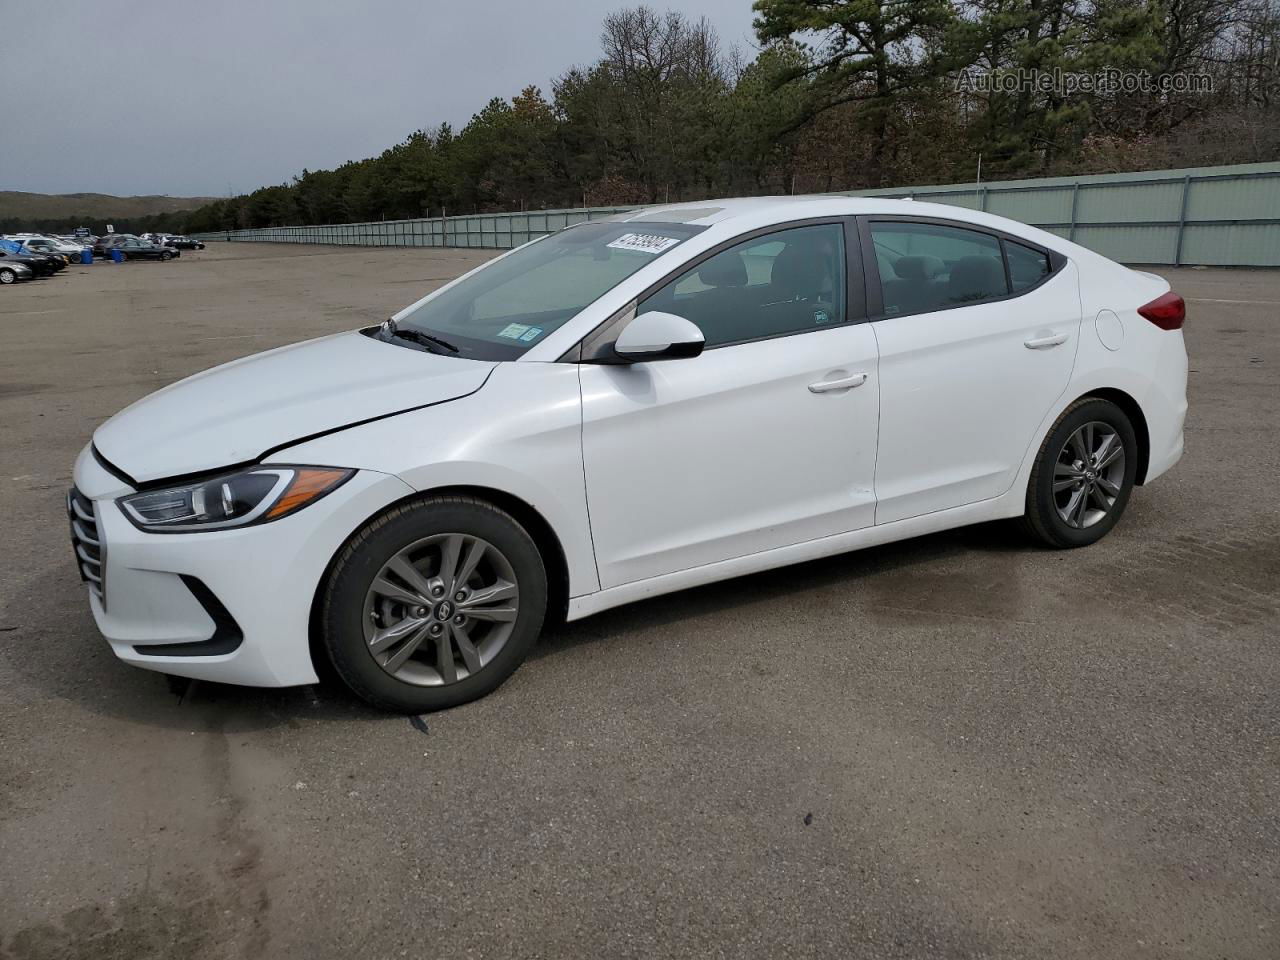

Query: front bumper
left=71, top=447, right=415, bottom=687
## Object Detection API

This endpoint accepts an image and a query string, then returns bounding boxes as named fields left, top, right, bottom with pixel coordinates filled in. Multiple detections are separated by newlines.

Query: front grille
left=67, top=487, right=106, bottom=608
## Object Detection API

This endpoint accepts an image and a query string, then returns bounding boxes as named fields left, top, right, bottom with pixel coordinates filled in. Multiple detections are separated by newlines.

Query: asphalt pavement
left=1, top=243, right=1277, bottom=959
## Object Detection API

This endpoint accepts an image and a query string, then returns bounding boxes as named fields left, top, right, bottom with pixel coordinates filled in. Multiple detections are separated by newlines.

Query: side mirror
left=613, top=311, right=705, bottom=363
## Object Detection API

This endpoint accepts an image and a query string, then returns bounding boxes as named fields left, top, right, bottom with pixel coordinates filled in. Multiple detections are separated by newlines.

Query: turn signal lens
left=1137, top=291, right=1185, bottom=330
left=266, top=468, right=353, bottom=519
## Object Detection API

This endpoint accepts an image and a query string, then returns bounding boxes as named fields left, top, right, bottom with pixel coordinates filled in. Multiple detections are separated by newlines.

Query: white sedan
left=12, top=234, right=87, bottom=263
left=70, top=197, right=1188, bottom=711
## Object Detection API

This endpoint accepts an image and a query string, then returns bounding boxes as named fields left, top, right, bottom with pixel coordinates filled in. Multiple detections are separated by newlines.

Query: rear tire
left=321, top=496, right=547, bottom=713
left=160, top=251, right=172, bottom=261
left=1022, top=397, right=1138, bottom=548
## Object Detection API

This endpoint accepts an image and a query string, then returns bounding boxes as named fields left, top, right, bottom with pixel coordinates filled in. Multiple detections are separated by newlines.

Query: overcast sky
left=3, top=0, right=758, bottom=198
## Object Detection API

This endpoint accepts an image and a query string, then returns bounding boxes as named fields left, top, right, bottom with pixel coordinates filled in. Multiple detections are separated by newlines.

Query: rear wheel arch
left=307, top=484, right=570, bottom=684
left=1021, top=395, right=1140, bottom=547
left=1075, top=388, right=1150, bottom=484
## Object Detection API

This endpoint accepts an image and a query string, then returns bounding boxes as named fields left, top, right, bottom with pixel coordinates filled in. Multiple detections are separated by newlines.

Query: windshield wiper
left=380, top=319, right=459, bottom=354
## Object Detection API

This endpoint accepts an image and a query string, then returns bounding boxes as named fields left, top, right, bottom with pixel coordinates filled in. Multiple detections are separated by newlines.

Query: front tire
left=0, top=268, right=15, bottom=284
left=1022, top=397, right=1138, bottom=548
left=160, top=251, right=172, bottom=261
left=321, top=496, right=547, bottom=712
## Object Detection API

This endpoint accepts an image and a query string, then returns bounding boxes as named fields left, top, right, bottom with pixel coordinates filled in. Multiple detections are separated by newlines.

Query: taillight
left=1137, top=291, right=1185, bottom=330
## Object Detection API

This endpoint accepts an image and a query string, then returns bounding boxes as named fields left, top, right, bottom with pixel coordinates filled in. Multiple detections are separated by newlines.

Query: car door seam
left=575, top=364, right=605, bottom=593
left=869, top=320, right=884, bottom=526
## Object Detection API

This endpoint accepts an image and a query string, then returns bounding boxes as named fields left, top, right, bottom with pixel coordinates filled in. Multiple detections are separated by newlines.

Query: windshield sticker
left=606, top=233, right=680, bottom=255
left=497, top=323, right=531, bottom=340
left=518, top=326, right=543, bottom=342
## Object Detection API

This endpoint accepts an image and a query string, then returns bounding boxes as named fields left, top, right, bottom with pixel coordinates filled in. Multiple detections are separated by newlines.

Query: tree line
left=13, top=0, right=1279, bottom=235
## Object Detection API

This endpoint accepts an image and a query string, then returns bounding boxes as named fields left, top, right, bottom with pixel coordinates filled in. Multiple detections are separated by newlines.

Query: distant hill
left=0, top=191, right=220, bottom=222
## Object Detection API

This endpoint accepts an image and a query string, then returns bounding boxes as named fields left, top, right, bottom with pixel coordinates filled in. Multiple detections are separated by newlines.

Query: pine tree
left=754, top=0, right=956, bottom=186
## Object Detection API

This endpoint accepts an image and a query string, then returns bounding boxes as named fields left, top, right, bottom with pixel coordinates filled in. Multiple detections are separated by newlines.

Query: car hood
left=94, top=331, right=495, bottom=484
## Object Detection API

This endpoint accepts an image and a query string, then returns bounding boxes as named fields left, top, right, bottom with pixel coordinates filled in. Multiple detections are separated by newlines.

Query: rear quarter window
left=1005, top=240, right=1052, bottom=291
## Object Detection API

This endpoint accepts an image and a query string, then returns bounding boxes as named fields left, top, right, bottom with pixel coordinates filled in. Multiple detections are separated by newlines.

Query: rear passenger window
left=870, top=222, right=1008, bottom=317
left=1005, top=240, right=1051, bottom=291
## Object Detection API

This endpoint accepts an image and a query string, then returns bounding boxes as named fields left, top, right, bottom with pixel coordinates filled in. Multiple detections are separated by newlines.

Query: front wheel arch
left=306, top=484, right=571, bottom=686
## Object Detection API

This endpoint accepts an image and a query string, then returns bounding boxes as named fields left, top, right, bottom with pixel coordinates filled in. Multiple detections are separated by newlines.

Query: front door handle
left=808, top=373, right=867, bottom=394
left=1024, top=333, right=1069, bottom=349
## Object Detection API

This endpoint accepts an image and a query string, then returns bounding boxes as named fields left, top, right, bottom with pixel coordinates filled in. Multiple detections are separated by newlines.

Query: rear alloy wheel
left=1023, top=398, right=1138, bottom=548
left=0, top=268, right=15, bottom=284
left=321, top=496, right=547, bottom=712
left=70, top=252, right=82, bottom=264
left=160, top=251, right=172, bottom=261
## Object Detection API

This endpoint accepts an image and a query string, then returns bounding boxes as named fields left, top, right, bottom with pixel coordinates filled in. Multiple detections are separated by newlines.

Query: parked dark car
left=0, top=261, right=34, bottom=284
left=162, top=235, right=204, bottom=250
left=92, top=235, right=131, bottom=258
left=0, top=249, right=57, bottom=277
left=15, top=240, right=71, bottom=269
left=114, top=238, right=180, bottom=261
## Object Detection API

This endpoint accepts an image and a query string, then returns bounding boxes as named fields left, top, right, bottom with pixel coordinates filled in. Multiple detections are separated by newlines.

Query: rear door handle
left=808, top=373, right=867, bottom=394
left=1024, top=333, right=1069, bottom=349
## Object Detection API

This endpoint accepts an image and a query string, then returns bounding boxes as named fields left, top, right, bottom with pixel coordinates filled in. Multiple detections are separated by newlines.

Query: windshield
left=394, top=221, right=702, bottom=360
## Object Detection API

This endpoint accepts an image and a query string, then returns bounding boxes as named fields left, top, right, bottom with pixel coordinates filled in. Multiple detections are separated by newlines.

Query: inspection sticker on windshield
left=497, top=323, right=531, bottom=340
left=518, top=326, right=543, bottom=342
left=607, top=233, right=680, bottom=255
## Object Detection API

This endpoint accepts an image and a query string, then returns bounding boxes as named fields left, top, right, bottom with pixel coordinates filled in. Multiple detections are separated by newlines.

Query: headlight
left=118, top=465, right=353, bottom=532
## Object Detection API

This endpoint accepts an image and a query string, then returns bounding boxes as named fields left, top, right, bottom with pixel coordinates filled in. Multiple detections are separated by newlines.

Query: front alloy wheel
left=362, top=533, right=519, bottom=685
left=322, top=496, right=547, bottom=712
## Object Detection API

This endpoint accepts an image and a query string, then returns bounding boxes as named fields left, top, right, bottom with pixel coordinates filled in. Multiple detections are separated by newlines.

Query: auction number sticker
left=606, top=233, right=680, bottom=255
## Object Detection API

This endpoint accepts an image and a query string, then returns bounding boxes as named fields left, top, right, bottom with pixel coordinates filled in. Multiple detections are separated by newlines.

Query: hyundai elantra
left=69, top=197, right=1188, bottom=711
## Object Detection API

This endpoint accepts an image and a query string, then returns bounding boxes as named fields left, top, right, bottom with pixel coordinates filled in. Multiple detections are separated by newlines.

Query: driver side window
left=638, top=223, right=846, bottom=348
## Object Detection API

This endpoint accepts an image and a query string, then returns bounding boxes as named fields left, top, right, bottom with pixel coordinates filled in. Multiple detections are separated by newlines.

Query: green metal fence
left=199, top=207, right=638, bottom=250
left=853, top=161, right=1280, bottom=266
left=195, top=161, right=1280, bottom=266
